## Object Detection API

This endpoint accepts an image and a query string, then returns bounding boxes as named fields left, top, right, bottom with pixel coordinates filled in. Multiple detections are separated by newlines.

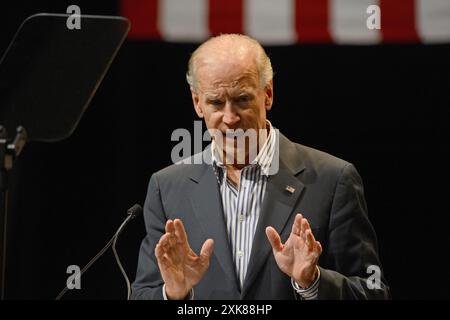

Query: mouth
left=222, top=128, right=253, bottom=138
left=225, top=130, right=245, bottom=139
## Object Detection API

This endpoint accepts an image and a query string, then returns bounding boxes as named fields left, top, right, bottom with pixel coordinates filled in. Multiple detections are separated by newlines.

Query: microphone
left=55, top=204, right=143, bottom=300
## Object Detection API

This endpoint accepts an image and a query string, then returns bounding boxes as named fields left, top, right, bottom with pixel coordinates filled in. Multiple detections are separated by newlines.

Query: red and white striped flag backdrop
left=120, top=0, right=450, bottom=45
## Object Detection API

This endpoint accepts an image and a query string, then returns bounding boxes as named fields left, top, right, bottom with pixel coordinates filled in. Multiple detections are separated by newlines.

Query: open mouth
left=223, top=128, right=250, bottom=138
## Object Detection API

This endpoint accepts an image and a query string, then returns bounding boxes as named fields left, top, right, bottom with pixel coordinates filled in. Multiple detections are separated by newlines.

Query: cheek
left=202, top=109, right=222, bottom=129
left=243, top=103, right=265, bottom=123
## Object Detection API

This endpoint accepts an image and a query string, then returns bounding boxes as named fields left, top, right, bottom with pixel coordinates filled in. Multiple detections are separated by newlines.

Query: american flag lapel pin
left=285, top=185, right=295, bottom=194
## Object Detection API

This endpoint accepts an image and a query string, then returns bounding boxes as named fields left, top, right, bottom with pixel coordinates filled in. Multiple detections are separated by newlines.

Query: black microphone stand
left=55, top=204, right=142, bottom=300
left=0, top=125, right=27, bottom=300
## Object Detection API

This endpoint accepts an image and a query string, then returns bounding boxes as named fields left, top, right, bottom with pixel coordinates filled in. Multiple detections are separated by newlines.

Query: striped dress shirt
left=211, top=121, right=319, bottom=299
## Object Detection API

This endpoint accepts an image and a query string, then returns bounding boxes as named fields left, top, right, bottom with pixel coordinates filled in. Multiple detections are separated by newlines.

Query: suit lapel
left=189, top=163, right=241, bottom=292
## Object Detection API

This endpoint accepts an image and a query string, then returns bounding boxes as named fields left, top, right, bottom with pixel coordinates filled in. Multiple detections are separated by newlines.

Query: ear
left=264, top=80, right=273, bottom=111
left=191, top=88, right=204, bottom=118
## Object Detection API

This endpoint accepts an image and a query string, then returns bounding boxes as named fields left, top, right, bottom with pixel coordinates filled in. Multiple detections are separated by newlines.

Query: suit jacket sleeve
left=131, top=173, right=166, bottom=300
left=318, top=163, right=391, bottom=299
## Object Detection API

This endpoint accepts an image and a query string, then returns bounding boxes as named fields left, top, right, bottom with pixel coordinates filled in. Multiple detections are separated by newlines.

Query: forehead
left=195, top=49, right=260, bottom=93
left=197, top=63, right=259, bottom=93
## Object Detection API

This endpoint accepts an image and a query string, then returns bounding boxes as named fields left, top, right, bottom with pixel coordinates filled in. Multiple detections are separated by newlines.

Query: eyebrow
left=205, top=94, right=223, bottom=100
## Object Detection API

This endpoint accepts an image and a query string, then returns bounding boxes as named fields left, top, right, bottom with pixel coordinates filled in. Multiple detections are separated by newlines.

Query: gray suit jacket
left=131, top=133, right=390, bottom=299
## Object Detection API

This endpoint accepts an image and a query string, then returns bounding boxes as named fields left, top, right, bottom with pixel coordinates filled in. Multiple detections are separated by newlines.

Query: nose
left=222, top=102, right=240, bottom=127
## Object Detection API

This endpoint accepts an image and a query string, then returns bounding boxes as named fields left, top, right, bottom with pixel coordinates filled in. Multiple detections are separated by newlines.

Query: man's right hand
left=155, top=219, right=214, bottom=300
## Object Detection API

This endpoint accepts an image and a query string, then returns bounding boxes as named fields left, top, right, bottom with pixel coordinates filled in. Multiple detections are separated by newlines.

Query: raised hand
left=266, top=213, right=322, bottom=288
left=155, top=219, right=214, bottom=299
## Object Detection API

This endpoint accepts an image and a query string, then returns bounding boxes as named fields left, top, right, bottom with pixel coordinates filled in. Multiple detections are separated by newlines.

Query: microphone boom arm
left=55, top=204, right=142, bottom=300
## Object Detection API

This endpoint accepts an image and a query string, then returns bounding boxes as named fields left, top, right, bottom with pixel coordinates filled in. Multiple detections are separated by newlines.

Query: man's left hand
left=266, top=213, right=322, bottom=289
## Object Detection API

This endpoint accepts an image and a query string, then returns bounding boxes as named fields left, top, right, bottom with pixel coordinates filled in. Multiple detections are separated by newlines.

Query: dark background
left=1, top=1, right=449, bottom=299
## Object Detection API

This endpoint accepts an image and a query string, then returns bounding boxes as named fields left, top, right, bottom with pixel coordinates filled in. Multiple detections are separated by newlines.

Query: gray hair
left=186, top=34, right=273, bottom=92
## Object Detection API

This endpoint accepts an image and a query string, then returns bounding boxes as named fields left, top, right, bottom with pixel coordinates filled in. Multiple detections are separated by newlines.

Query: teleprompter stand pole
left=0, top=125, right=27, bottom=300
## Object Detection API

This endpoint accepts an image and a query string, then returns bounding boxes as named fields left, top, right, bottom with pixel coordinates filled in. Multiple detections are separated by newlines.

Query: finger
left=314, top=241, right=323, bottom=258
left=155, top=243, right=164, bottom=260
left=155, top=243, right=171, bottom=266
left=301, top=217, right=310, bottom=232
left=291, top=214, right=303, bottom=235
left=266, top=226, right=283, bottom=252
left=165, top=222, right=178, bottom=248
left=159, top=233, right=173, bottom=254
left=305, top=229, right=315, bottom=251
left=174, top=219, right=189, bottom=246
left=165, top=219, right=174, bottom=233
left=168, top=231, right=177, bottom=248
left=158, top=233, right=169, bottom=247
left=300, top=218, right=310, bottom=240
left=199, top=239, right=214, bottom=263
left=164, top=220, right=177, bottom=248
left=303, top=218, right=311, bottom=232
left=316, top=241, right=322, bottom=254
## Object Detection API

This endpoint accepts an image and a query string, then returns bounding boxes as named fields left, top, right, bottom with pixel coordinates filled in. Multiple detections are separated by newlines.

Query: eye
left=236, top=95, right=251, bottom=104
left=211, top=100, right=223, bottom=107
left=209, top=99, right=224, bottom=107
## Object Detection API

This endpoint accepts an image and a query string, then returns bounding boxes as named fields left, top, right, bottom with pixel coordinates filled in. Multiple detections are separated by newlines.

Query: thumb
left=200, top=239, right=214, bottom=262
left=266, top=226, right=283, bottom=253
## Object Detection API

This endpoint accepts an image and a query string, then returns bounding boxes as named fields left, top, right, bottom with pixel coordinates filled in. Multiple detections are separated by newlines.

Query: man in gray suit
left=131, top=34, right=390, bottom=300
